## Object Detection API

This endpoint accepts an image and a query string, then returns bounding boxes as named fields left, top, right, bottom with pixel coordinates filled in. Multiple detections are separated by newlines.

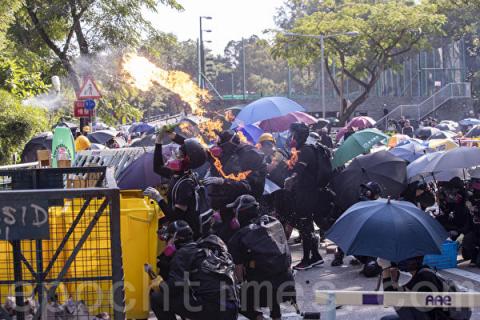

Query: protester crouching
left=227, top=195, right=295, bottom=320
left=205, top=130, right=267, bottom=243
left=145, top=127, right=209, bottom=239
left=151, top=221, right=238, bottom=320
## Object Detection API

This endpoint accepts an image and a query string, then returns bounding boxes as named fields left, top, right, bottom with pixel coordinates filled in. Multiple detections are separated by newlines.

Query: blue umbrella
left=130, top=122, right=155, bottom=134
left=231, top=97, right=305, bottom=128
left=389, top=141, right=430, bottom=163
left=117, top=152, right=165, bottom=190
left=326, top=199, right=448, bottom=262
left=237, top=124, right=264, bottom=144
left=459, top=118, right=480, bottom=126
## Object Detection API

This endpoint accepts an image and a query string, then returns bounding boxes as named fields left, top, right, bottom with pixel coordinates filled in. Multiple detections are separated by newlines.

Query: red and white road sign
left=74, top=100, right=93, bottom=118
left=78, top=77, right=102, bottom=99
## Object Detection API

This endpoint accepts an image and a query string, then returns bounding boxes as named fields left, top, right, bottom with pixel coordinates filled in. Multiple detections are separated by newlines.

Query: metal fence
left=0, top=167, right=124, bottom=320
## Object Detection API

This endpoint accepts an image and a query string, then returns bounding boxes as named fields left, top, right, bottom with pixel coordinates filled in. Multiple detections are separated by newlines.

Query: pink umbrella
left=259, top=111, right=318, bottom=132
left=347, top=116, right=376, bottom=130
left=336, top=127, right=348, bottom=141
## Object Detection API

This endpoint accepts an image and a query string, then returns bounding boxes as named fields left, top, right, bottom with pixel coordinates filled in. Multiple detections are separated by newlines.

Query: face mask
left=289, top=138, right=297, bottom=148
left=164, top=243, right=176, bottom=256
left=210, top=146, right=222, bottom=158
left=230, top=217, right=240, bottom=230
left=166, top=159, right=183, bottom=171
left=212, top=211, right=222, bottom=223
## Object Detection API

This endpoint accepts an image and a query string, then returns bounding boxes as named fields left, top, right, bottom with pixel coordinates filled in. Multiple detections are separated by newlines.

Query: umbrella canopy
left=331, top=151, right=407, bottom=210
left=407, top=151, right=444, bottom=180
left=347, top=116, right=376, bottom=130
left=466, top=125, right=480, bottom=138
left=259, top=111, right=317, bottom=132
left=332, top=129, right=388, bottom=168
left=117, top=152, right=164, bottom=190
left=326, top=199, right=448, bottom=262
left=428, top=130, right=457, bottom=140
left=129, top=122, right=155, bottom=134
left=428, top=138, right=458, bottom=151
left=415, top=127, right=440, bottom=140
left=435, top=123, right=457, bottom=132
left=129, top=134, right=156, bottom=147
left=87, top=130, right=117, bottom=145
left=387, top=134, right=410, bottom=148
left=417, top=147, right=480, bottom=174
left=389, top=141, right=429, bottom=163
left=90, top=143, right=107, bottom=150
left=231, top=97, right=305, bottom=128
left=237, top=124, right=264, bottom=144
left=21, top=132, right=53, bottom=163
left=459, top=118, right=480, bottom=126
left=335, top=127, right=348, bottom=142
left=411, top=168, right=470, bottom=184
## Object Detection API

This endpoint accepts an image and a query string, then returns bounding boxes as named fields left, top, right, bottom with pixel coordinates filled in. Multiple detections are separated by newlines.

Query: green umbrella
left=332, top=128, right=388, bottom=168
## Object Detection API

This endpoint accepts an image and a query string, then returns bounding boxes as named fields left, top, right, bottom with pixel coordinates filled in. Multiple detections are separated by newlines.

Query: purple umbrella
left=117, top=152, right=165, bottom=190
left=347, top=116, right=376, bottom=130
left=236, top=124, right=264, bottom=144
left=259, top=111, right=317, bottom=132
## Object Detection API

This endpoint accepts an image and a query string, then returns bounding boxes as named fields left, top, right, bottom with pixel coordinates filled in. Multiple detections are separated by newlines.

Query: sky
left=145, top=0, right=285, bottom=55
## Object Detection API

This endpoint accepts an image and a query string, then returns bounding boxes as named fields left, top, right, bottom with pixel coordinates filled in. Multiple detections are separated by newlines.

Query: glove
left=144, top=187, right=163, bottom=202
left=155, top=125, right=176, bottom=144
left=203, top=177, right=225, bottom=186
left=376, top=258, right=391, bottom=269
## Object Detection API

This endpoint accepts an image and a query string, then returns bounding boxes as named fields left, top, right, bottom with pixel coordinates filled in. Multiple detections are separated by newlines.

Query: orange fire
left=122, top=53, right=210, bottom=115
left=178, top=122, right=195, bottom=137
left=208, top=150, right=252, bottom=181
left=236, top=131, right=248, bottom=144
left=287, top=148, right=299, bottom=170
left=225, top=110, right=236, bottom=122
left=198, top=119, right=224, bottom=142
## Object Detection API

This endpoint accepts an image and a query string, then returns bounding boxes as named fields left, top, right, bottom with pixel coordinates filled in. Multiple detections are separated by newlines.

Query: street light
left=199, top=16, right=213, bottom=89
left=284, top=31, right=359, bottom=118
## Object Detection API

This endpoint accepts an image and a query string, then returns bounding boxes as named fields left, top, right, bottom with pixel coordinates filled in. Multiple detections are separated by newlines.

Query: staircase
left=376, top=82, right=471, bottom=126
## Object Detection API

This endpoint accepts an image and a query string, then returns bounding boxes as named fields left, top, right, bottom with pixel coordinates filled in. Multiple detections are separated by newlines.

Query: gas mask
left=163, top=232, right=178, bottom=257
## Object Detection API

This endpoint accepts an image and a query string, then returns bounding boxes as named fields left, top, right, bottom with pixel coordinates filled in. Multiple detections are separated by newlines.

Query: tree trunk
left=338, top=90, right=370, bottom=124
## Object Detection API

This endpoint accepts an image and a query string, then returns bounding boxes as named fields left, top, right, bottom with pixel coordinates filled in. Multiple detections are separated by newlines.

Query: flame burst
left=287, top=148, right=299, bottom=170
left=198, top=119, right=224, bottom=142
left=208, top=150, right=252, bottom=181
left=122, top=53, right=210, bottom=115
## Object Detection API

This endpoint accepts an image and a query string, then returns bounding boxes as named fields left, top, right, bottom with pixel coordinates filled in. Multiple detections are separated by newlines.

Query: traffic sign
left=84, top=99, right=96, bottom=110
left=74, top=100, right=93, bottom=118
left=78, top=77, right=102, bottom=99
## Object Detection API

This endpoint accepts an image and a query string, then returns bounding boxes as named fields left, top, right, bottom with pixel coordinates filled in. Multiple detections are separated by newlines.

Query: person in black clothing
left=227, top=195, right=295, bottom=320
left=402, top=119, right=414, bottom=138
left=461, top=181, right=480, bottom=266
left=144, top=128, right=208, bottom=239
left=205, top=130, right=267, bottom=243
left=284, top=122, right=324, bottom=270
left=150, top=220, right=238, bottom=320
left=318, top=127, right=334, bottom=149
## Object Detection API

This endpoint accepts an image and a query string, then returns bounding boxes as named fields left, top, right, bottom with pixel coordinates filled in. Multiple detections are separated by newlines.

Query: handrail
left=376, top=82, right=471, bottom=126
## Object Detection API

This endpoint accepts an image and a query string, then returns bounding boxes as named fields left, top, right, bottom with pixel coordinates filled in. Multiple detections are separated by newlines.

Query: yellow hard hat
left=258, top=133, right=275, bottom=144
left=82, top=126, right=91, bottom=133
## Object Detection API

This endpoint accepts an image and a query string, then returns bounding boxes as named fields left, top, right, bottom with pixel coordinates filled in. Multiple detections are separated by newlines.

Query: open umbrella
left=406, top=151, right=444, bottom=180
left=259, top=111, right=317, bottom=132
left=416, top=147, right=480, bottom=174
left=466, top=125, right=480, bottom=138
left=389, top=141, right=429, bottom=163
left=332, top=129, right=388, bottom=168
left=331, top=151, right=407, bottom=210
left=428, top=138, right=458, bottom=151
left=428, top=130, right=457, bottom=140
left=117, top=152, right=165, bottom=190
left=435, top=123, right=456, bottom=132
left=326, top=199, right=448, bottom=262
left=347, top=116, right=376, bottom=130
left=87, top=130, right=117, bottom=145
left=237, top=124, right=264, bottom=144
left=231, top=97, right=305, bottom=128
left=129, top=134, right=156, bottom=147
left=411, top=168, right=470, bottom=184
left=21, top=132, right=53, bottom=163
left=129, top=122, right=155, bottom=135
left=415, top=127, right=440, bottom=140
left=387, top=134, right=410, bottom=148
left=335, top=127, right=348, bottom=142
left=459, top=118, right=480, bottom=126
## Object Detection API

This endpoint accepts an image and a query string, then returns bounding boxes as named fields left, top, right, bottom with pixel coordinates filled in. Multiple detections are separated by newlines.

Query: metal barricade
left=0, top=167, right=124, bottom=320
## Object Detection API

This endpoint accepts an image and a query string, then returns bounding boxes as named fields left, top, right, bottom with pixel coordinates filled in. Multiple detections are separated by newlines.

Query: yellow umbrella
left=388, top=134, right=410, bottom=148
left=428, top=138, right=459, bottom=151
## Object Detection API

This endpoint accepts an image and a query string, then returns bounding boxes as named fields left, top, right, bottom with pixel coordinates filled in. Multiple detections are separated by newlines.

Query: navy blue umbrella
left=231, top=97, right=305, bottom=128
left=117, top=152, right=165, bottom=190
left=389, top=141, right=430, bottom=163
left=326, top=199, right=448, bottom=262
left=130, top=122, right=155, bottom=134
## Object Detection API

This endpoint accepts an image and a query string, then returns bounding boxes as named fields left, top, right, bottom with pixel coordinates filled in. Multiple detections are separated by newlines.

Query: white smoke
left=22, top=90, right=67, bottom=110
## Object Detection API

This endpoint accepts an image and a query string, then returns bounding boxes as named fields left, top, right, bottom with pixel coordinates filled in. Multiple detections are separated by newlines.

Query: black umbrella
left=87, top=130, right=117, bottom=145
left=466, top=125, right=480, bottom=138
left=415, top=126, right=440, bottom=140
left=331, top=151, right=408, bottom=210
left=21, top=132, right=53, bottom=163
left=130, top=134, right=156, bottom=147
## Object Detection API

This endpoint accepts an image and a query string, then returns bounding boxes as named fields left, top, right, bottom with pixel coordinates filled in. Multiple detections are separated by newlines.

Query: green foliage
left=0, top=90, right=48, bottom=164
left=0, top=56, right=50, bottom=98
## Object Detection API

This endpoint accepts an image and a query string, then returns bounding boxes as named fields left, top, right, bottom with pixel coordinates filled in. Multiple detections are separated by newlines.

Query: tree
left=0, top=56, right=50, bottom=98
left=0, top=90, right=48, bottom=164
left=273, top=0, right=446, bottom=123
left=0, top=0, right=22, bottom=50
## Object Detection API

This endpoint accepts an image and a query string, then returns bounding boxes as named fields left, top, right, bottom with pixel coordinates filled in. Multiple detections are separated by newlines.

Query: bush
left=0, top=90, right=48, bottom=164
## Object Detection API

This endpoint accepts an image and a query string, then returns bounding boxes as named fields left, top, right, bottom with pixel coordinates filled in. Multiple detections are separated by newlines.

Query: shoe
left=293, top=237, right=302, bottom=244
left=293, top=260, right=313, bottom=271
left=350, top=258, right=361, bottom=266
left=331, top=257, right=344, bottom=267
left=310, top=255, right=324, bottom=267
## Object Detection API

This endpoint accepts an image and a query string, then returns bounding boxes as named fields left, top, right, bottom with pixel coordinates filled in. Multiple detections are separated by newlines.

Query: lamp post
left=284, top=31, right=359, bottom=118
left=51, top=75, right=61, bottom=94
left=199, top=16, right=212, bottom=89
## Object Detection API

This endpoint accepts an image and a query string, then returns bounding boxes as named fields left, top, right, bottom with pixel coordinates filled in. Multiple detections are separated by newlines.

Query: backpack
left=172, top=172, right=214, bottom=237
left=418, top=268, right=472, bottom=320
left=305, top=142, right=333, bottom=188
left=242, top=215, right=291, bottom=276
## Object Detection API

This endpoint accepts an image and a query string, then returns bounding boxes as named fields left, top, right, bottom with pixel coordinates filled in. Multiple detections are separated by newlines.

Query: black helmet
left=183, top=138, right=207, bottom=169
left=167, top=220, right=193, bottom=241
left=362, top=260, right=382, bottom=278
left=217, top=130, right=240, bottom=145
left=361, top=181, right=382, bottom=197
left=226, top=194, right=259, bottom=212
left=289, top=122, right=309, bottom=146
